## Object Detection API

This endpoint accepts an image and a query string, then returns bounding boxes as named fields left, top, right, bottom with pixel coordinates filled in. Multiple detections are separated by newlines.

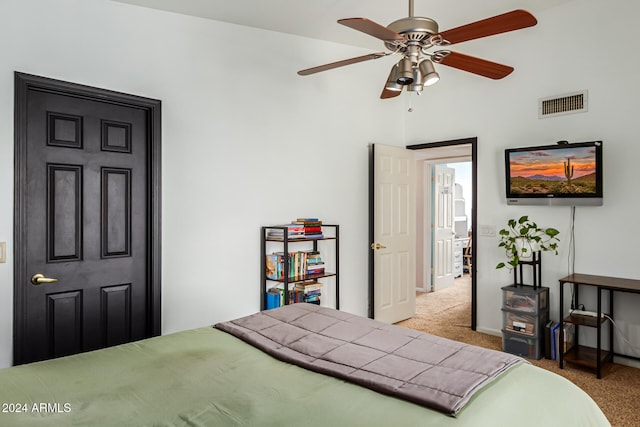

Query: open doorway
left=407, top=138, right=477, bottom=330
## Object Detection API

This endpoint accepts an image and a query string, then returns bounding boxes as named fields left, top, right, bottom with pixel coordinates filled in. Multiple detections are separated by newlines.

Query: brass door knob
left=370, top=243, right=387, bottom=250
left=31, top=274, right=59, bottom=286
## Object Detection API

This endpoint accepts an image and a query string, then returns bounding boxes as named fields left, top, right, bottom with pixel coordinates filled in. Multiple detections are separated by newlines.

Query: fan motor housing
left=387, top=17, right=438, bottom=34
left=385, top=17, right=439, bottom=51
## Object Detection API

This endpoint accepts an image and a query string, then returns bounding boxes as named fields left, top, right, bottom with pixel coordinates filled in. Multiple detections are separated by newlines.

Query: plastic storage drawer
left=502, top=285, right=548, bottom=314
left=502, top=310, right=543, bottom=336
left=502, top=330, right=543, bottom=360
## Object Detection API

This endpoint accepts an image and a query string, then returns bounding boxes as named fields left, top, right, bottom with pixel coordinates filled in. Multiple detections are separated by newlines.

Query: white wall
left=405, top=0, right=640, bottom=363
left=0, top=0, right=406, bottom=368
left=2, top=0, right=638, bottom=369
left=450, top=162, right=472, bottom=226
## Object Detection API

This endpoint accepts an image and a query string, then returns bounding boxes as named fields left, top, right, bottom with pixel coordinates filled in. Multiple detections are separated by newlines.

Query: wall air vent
left=538, top=90, right=588, bottom=119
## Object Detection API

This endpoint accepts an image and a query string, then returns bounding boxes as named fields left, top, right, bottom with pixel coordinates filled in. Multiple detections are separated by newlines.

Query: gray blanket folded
left=215, top=303, right=525, bottom=415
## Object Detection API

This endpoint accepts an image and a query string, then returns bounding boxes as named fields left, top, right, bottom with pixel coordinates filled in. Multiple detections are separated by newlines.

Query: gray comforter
left=215, top=303, right=525, bottom=415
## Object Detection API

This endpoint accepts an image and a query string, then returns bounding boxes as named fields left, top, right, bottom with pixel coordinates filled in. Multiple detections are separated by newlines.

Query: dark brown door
left=14, top=73, right=161, bottom=365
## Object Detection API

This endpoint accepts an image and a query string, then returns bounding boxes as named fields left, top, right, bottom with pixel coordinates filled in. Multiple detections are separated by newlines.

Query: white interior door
left=372, top=144, right=416, bottom=324
left=433, top=165, right=455, bottom=291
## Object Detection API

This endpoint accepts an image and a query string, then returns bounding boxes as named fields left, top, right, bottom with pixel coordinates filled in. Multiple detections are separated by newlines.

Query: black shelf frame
left=557, top=273, right=640, bottom=379
left=513, top=250, right=542, bottom=289
left=558, top=278, right=613, bottom=379
left=260, top=224, right=339, bottom=310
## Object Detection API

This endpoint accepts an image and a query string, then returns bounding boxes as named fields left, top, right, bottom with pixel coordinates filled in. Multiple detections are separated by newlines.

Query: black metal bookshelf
left=260, top=224, right=339, bottom=310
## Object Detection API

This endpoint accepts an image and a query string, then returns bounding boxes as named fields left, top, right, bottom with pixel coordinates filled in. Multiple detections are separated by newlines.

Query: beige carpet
left=396, top=276, right=640, bottom=427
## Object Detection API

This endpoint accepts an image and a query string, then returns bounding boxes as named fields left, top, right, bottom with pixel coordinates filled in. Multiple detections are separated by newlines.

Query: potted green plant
left=496, top=215, right=560, bottom=270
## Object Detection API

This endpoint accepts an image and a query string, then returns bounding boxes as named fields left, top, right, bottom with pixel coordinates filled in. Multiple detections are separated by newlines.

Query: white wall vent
left=538, top=90, right=588, bottom=119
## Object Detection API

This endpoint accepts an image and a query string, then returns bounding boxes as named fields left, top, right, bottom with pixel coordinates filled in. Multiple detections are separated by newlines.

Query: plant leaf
left=545, top=228, right=560, bottom=237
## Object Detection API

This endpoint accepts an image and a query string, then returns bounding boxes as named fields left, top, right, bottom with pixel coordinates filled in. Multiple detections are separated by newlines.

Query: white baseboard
left=476, top=326, right=502, bottom=337
left=613, top=355, right=640, bottom=369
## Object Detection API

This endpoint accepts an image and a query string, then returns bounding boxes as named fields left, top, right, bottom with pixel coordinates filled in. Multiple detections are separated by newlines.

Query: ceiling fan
left=297, top=0, right=537, bottom=99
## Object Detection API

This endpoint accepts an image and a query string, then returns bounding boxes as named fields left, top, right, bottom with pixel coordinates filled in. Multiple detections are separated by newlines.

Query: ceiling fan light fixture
left=396, top=58, right=414, bottom=85
left=384, top=64, right=403, bottom=91
left=419, top=59, right=440, bottom=86
left=408, top=68, right=423, bottom=92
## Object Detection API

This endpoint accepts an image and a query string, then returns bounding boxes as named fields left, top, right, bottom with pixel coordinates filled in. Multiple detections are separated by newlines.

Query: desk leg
left=559, top=281, right=564, bottom=369
left=596, top=287, right=602, bottom=379
left=608, top=289, right=614, bottom=366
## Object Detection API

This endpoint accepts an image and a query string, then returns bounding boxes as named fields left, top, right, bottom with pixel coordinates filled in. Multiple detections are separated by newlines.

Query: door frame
left=407, top=137, right=477, bottom=331
left=13, top=72, right=162, bottom=364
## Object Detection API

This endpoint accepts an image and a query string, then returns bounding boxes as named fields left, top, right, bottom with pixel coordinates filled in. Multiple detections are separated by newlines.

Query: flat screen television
left=505, top=141, right=603, bottom=206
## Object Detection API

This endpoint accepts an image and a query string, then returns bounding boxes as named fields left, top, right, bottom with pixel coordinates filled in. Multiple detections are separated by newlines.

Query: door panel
left=14, top=73, right=161, bottom=365
left=47, top=291, right=82, bottom=358
left=101, top=284, right=132, bottom=347
left=433, top=165, right=455, bottom=291
left=48, top=164, right=83, bottom=261
left=371, top=144, right=416, bottom=324
left=102, top=167, right=132, bottom=257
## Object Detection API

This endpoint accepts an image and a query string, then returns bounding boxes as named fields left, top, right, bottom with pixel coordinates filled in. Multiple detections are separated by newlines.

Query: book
left=295, top=217, right=320, bottom=223
left=265, top=288, right=281, bottom=310
left=544, top=320, right=556, bottom=359
left=562, top=323, right=575, bottom=354
left=305, top=233, right=324, bottom=239
left=551, top=322, right=561, bottom=360
left=305, top=294, right=320, bottom=303
left=307, top=264, right=325, bottom=275
left=551, top=323, right=560, bottom=360
left=294, top=281, right=323, bottom=293
left=265, top=254, right=280, bottom=280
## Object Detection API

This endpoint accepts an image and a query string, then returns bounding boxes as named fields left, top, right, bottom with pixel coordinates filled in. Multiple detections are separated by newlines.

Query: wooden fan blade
left=434, top=51, right=514, bottom=79
left=338, top=18, right=405, bottom=42
left=381, top=87, right=403, bottom=99
left=437, top=10, right=536, bottom=45
left=298, top=52, right=387, bottom=76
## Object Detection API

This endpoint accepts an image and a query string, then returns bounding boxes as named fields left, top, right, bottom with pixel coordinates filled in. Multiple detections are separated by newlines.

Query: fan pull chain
left=407, top=91, right=421, bottom=112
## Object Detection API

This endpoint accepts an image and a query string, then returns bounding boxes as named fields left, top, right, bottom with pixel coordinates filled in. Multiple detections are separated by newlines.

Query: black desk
left=558, top=273, right=640, bottom=378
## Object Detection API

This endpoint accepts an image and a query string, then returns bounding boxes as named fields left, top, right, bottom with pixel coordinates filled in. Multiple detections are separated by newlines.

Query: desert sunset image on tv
left=508, top=146, right=597, bottom=195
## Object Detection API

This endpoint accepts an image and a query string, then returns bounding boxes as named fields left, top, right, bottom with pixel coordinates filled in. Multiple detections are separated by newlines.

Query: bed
left=1, top=304, right=610, bottom=426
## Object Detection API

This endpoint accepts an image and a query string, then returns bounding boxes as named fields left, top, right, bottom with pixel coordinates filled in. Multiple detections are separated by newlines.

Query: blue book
left=551, top=322, right=560, bottom=360
left=265, top=290, right=281, bottom=310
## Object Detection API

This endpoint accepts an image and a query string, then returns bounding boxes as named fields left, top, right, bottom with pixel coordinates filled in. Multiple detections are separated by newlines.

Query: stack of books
left=293, top=280, right=323, bottom=305
left=292, top=218, right=324, bottom=239
left=306, top=251, right=325, bottom=276
left=266, top=224, right=306, bottom=240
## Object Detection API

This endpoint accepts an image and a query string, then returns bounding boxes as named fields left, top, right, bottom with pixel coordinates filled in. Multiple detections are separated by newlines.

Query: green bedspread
left=0, top=327, right=610, bottom=426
